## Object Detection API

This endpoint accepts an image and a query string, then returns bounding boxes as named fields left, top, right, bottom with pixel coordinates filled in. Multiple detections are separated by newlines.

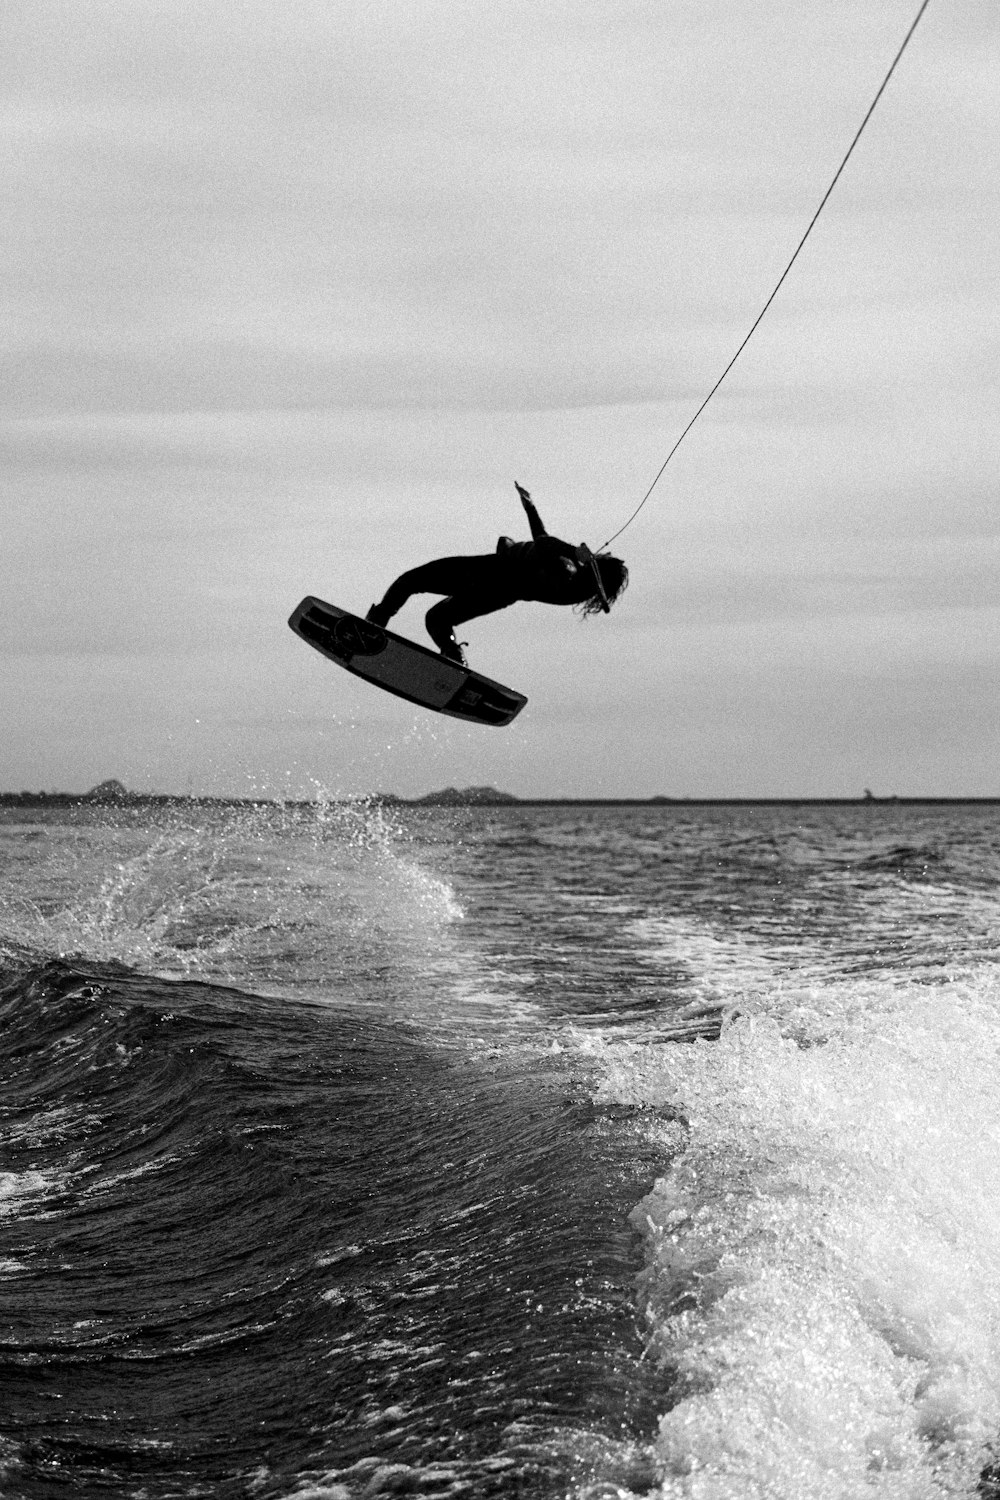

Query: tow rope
left=600, top=0, right=933, bottom=552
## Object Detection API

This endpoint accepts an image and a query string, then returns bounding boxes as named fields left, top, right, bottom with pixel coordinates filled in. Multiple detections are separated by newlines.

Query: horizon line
left=2, top=791, right=999, bottom=809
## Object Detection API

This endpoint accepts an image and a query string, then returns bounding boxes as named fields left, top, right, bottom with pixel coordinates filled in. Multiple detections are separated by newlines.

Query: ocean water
left=2, top=799, right=1000, bottom=1500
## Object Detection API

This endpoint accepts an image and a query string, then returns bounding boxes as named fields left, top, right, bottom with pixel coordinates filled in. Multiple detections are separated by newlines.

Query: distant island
left=393, top=786, right=519, bottom=806
left=85, top=779, right=132, bottom=801
left=394, top=787, right=682, bottom=807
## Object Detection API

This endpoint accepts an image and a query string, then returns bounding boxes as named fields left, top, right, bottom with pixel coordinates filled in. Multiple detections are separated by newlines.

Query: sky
left=3, top=0, right=997, bottom=799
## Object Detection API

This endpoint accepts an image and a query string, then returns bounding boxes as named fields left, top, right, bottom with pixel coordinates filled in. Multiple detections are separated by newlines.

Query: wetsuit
left=368, top=491, right=595, bottom=659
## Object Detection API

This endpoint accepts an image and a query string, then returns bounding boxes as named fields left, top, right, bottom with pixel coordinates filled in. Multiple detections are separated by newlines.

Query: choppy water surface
left=2, top=800, right=1000, bottom=1498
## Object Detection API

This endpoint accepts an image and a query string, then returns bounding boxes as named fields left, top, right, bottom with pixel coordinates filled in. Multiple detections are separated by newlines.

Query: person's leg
left=425, top=585, right=519, bottom=661
left=368, top=555, right=502, bottom=625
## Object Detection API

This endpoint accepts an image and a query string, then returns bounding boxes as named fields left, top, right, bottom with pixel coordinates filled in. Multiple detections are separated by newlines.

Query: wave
left=0, top=800, right=464, bottom=1005
left=0, top=954, right=676, bottom=1499
left=597, top=965, right=1000, bottom=1497
left=853, top=844, right=946, bottom=877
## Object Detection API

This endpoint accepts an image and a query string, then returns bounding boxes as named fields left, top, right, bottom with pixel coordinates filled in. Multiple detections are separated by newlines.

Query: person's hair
left=578, top=553, right=629, bottom=618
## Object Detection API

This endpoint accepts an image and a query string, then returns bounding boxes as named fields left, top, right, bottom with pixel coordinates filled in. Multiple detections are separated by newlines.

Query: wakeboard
left=288, top=597, right=527, bottom=728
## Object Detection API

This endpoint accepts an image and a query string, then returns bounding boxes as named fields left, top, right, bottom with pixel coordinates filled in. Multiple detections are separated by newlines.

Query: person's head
left=578, top=552, right=628, bottom=618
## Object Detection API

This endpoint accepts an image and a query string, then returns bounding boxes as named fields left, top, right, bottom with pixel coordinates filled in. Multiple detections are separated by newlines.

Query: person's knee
left=398, top=566, right=429, bottom=591
left=425, top=599, right=457, bottom=647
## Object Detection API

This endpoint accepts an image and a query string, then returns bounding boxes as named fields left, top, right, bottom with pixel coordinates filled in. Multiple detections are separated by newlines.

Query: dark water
left=2, top=801, right=1000, bottom=1498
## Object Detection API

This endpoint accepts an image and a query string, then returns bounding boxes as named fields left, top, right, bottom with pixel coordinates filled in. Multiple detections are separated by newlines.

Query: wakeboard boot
left=438, top=637, right=468, bottom=668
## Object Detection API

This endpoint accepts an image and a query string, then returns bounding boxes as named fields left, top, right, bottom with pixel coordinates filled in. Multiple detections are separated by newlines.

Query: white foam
left=0, top=1168, right=64, bottom=1218
left=626, top=913, right=802, bottom=1000
left=0, top=801, right=467, bottom=995
left=598, top=968, right=1000, bottom=1497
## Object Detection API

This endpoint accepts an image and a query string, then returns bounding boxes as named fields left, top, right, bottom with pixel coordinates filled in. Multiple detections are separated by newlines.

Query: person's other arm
left=514, top=482, right=547, bottom=540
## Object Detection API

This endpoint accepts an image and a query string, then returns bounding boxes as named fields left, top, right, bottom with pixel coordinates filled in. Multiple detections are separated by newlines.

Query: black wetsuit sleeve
left=515, top=485, right=547, bottom=540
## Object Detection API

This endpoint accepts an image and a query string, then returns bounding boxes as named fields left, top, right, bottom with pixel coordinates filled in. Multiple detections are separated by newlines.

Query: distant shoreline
left=2, top=792, right=999, bottom=809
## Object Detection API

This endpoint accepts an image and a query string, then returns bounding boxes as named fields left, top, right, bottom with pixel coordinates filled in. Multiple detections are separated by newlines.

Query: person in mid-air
left=365, top=484, right=628, bottom=666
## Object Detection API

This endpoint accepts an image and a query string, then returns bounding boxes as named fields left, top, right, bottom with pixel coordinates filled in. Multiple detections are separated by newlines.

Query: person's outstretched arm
left=514, top=482, right=547, bottom=539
